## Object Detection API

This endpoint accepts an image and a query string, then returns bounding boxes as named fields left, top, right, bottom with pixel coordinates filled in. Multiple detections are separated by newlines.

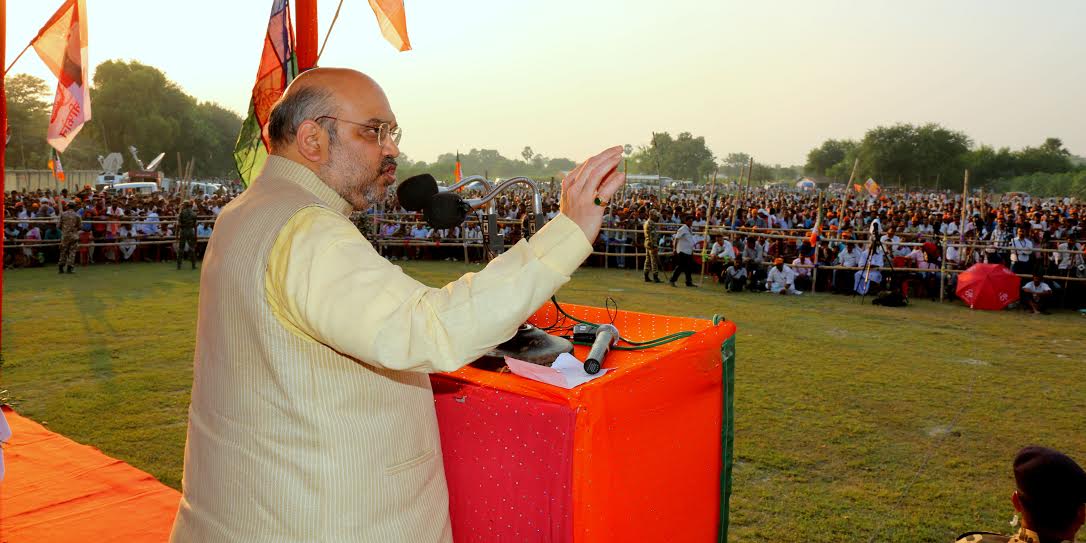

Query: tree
left=5, top=74, right=52, bottom=169
left=805, top=139, right=856, bottom=177
left=1041, top=137, right=1070, bottom=156
left=521, top=146, right=534, bottom=163
left=1014, top=141, right=1073, bottom=175
left=855, top=123, right=970, bottom=188
left=627, top=131, right=716, bottom=182
left=719, top=153, right=751, bottom=180
left=966, top=145, right=1018, bottom=186
left=90, top=60, right=242, bottom=177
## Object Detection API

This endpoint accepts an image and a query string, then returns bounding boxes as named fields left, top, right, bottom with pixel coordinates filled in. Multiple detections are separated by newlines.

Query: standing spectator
left=1010, top=228, right=1035, bottom=276
left=58, top=202, right=82, bottom=274
left=669, top=215, right=697, bottom=288
left=177, top=200, right=199, bottom=270
left=643, top=209, right=662, bottom=283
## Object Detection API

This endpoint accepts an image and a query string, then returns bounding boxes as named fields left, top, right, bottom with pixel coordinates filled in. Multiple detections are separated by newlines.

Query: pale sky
left=7, top=0, right=1086, bottom=166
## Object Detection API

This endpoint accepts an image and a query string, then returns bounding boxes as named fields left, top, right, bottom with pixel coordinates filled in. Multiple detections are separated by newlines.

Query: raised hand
left=559, top=146, right=627, bottom=242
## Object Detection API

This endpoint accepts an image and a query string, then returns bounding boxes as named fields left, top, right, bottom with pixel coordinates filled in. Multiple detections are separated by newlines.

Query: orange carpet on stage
left=0, top=406, right=180, bottom=542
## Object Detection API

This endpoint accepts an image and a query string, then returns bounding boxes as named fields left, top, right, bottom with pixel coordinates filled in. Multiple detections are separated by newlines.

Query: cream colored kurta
left=170, top=156, right=592, bottom=542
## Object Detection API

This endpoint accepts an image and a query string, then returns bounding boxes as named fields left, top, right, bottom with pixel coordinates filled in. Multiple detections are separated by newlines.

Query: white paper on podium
left=504, top=353, right=610, bottom=389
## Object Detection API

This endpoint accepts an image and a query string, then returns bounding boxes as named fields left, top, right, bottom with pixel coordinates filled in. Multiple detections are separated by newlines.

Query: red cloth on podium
left=433, top=304, right=734, bottom=542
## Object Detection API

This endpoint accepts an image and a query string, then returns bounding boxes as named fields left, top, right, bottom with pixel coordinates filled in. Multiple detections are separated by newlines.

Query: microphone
left=583, top=324, right=619, bottom=375
left=423, top=191, right=472, bottom=230
left=396, top=174, right=438, bottom=212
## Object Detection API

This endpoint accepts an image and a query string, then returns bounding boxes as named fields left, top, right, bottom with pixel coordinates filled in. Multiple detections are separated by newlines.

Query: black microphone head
left=396, top=174, right=438, bottom=211
left=424, top=191, right=471, bottom=229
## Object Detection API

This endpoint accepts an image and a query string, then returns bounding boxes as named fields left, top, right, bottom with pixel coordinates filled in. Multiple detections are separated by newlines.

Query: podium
left=431, top=303, right=737, bottom=542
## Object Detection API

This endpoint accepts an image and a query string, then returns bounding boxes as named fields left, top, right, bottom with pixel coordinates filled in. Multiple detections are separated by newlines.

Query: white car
left=109, top=182, right=159, bottom=195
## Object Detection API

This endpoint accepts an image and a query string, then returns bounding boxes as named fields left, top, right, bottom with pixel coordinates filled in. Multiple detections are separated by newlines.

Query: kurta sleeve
left=266, top=206, right=593, bottom=373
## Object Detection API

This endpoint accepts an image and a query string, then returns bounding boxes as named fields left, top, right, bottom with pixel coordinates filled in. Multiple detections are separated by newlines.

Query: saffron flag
left=454, top=151, right=463, bottom=182
left=31, top=0, right=90, bottom=153
left=234, top=0, right=298, bottom=186
left=864, top=178, right=880, bottom=197
left=367, top=0, right=412, bottom=51
left=49, top=149, right=66, bottom=181
left=853, top=183, right=862, bottom=193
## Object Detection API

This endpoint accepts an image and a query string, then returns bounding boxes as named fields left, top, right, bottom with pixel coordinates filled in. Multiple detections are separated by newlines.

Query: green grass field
left=3, top=261, right=1085, bottom=542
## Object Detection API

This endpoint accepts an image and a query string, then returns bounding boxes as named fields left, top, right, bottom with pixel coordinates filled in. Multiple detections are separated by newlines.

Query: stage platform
left=0, top=406, right=180, bottom=542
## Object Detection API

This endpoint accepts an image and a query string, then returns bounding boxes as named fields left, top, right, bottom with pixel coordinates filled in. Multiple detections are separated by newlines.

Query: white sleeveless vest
left=171, top=160, right=452, bottom=542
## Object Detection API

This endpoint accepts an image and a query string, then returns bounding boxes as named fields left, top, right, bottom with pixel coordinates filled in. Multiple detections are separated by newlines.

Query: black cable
left=548, top=296, right=703, bottom=350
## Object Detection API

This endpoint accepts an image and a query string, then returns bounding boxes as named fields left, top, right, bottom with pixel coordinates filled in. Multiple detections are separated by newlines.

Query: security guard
left=58, top=202, right=82, bottom=274
left=956, top=446, right=1086, bottom=543
left=643, top=208, right=662, bottom=283
left=176, top=200, right=198, bottom=270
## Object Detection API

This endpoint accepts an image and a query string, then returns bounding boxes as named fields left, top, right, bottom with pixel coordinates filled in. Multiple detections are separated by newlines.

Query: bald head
left=267, top=68, right=391, bottom=152
left=264, top=68, right=400, bottom=211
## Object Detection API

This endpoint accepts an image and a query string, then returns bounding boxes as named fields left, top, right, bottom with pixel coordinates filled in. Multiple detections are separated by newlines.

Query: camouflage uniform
left=58, top=208, right=81, bottom=273
left=643, top=215, right=661, bottom=282
left=176, top=204, right=198, bottom=270
left=955, top=527, right=1069, bottom=543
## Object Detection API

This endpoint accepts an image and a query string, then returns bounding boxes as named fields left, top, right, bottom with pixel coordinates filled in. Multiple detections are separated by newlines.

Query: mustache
left=381, top=157, right=398, bottom=170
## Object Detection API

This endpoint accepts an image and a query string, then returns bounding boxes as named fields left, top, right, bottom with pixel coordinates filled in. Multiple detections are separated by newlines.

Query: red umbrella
left=956, top=263, right=1020, bottom=310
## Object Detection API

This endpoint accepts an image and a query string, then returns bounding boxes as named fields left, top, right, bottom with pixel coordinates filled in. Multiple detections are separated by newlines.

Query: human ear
left=295, top=120, right=326, bottom=163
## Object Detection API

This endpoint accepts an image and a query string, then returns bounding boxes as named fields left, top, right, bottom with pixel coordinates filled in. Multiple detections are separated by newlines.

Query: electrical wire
left=548, top=296, right=713, bottom=350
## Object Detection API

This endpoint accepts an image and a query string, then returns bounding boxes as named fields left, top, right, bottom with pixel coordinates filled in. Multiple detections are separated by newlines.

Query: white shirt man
left=838, top=245, right=862, bottom=268
left=119, top=227, right=137, bottom=260
left=673, top=223, right=694, bottom=255
left=945, top=244, right=961, bottom=268
left=196, top=223, right=213, bottom=238
left=1055, top=240, right=1084, bottom=271
left=939, top=220, right=958, bottom=237
left=144, top=209, right=161, bottom=236
left=1010, top=235, right=1033, bottom=264
left=791, top=255, right=814, bottom=278
left=767, top=260, right=801, bottom=295
left=709, top=239, right=734, bottom=262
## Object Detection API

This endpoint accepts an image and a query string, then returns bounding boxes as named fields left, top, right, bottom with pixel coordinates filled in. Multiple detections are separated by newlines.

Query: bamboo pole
left=727, top=160, right=749, bottom=229
left=699, top=170, right=719, bottom=285
left=939, top=234, right=948, bottom=302
left=958, top=169, right=969, bottom=245
left=837, top=158, right=859, bottom=231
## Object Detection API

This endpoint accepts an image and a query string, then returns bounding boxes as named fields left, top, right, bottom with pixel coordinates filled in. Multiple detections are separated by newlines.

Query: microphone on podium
left=583, top=324, right=619, bottom=375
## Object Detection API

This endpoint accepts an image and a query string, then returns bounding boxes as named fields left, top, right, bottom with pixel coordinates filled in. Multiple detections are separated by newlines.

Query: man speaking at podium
left=170, top=68, right=626, bottom=542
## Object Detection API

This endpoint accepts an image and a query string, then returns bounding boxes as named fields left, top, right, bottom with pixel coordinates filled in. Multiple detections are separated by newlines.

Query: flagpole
left=296, top=0, right=319, bottom=70
left=2, top=0, right=7, bottom=347
left=2, top=42, right=29, bottom=76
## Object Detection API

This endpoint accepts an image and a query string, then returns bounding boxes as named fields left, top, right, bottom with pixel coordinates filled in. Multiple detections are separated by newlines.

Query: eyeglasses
left=315, top=116, right=402, bottom=147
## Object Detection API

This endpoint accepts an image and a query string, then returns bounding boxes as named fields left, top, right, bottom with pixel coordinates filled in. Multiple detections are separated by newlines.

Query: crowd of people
left=3, top=186, right=225, bottom=269
left=5, top=182, right=1085, bottom=311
